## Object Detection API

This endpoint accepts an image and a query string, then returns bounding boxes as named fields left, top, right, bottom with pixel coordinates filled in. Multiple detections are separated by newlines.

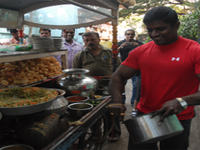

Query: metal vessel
left=41, top=96, right=68, bottom=117
left=57, top=69, right=98, bottom=97
left=124, top=113, right=184, bottom=144
left=68, top=103, right=93, bottom=118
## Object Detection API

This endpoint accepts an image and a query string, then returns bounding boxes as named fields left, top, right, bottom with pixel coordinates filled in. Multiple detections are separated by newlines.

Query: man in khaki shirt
left=73, top=31, right=122, bottom=142
left=73, top=32, right=121, bottom=78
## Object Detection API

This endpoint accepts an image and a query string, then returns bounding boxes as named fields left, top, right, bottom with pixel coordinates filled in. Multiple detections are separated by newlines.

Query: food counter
left=0, top=86, right=112, bottom=149
left=0, top=0, right=137, bottom=149
left=0, top=48, right=113, bottom=149
left=42, top=97, right=112, bottom=150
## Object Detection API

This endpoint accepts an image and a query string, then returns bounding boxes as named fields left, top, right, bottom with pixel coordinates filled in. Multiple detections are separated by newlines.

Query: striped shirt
left=61, top=40, right=83, bottom=68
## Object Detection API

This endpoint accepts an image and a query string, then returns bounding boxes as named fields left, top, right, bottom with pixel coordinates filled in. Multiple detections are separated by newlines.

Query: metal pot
left=124, top=113, right=184, bottom=144
left=67, top=103, right=93, bottom=118
left=0, top=144, right=34, bottom=150
left=56, top=69, right=98, bottom=97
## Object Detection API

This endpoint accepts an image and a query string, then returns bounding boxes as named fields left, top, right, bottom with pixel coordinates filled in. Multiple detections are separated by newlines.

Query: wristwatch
left=176, top=97, right=188, bottom=110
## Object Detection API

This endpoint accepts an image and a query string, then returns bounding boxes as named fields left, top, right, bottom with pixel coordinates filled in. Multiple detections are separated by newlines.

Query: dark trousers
left=131, top=75, right=138, bottom=104
left=106, top=111, right=121, bottom=138
left=128, top=118, right=192, bottom=150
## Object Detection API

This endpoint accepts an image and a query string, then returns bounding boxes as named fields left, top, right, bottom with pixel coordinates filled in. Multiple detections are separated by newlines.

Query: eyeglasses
left=66, top=32, right=74, bottom=34
left=126, top=34, right=135, bottom=36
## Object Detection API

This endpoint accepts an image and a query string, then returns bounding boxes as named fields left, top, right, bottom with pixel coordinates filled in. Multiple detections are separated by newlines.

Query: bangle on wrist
left=107, top=103, right=125, bottom=108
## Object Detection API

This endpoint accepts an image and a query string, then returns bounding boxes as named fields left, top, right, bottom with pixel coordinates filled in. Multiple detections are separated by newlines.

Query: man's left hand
left=151, top=99, right=183, bottom=125
left=107, top=103, right=126, bottom=121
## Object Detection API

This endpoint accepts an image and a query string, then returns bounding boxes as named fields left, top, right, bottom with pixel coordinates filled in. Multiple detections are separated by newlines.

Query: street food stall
left=0, top=0, right=135, bottom=149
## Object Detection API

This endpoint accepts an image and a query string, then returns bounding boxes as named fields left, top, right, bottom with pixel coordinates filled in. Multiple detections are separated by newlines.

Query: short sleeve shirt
left=73, top=45, right=121, bottom=76
left=122, top=36, right=200, bottom=120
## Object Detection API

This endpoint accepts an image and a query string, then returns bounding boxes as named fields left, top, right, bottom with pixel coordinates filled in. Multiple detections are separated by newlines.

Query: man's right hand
left=107, top=102, right=126, bottom=121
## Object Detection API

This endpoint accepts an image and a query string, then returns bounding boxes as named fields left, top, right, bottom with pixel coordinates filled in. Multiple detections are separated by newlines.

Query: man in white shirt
left=61, top=29, right=83, bottom=69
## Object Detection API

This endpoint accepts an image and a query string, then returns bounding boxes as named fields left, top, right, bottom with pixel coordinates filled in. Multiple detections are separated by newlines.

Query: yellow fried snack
left=0, top=56, right=62, bottom=85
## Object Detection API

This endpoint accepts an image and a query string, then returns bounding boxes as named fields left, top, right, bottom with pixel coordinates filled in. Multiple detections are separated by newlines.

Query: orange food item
left=0, top=87, right=58, bottom=107
left=66, top=96, right=88, bottom=102
left=71, top=90, right=81, bottom=94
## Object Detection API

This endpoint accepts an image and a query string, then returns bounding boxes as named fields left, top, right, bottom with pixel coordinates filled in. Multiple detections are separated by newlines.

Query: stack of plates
left=30, top=37, right=54, bottom=50
left=26, top=37, right=33, bottom=45
left=53, top=38, right=64, bottom=49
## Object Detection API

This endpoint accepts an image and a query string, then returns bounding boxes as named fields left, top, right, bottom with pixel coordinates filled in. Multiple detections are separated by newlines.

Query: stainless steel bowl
left=0, top=144, right=34, bottom=150
left=68, top=103, right=93, bottom=118
left=124, top=114, right=184, bottom=144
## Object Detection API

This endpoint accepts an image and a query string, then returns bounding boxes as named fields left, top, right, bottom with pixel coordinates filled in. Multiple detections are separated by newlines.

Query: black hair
left=143, top=6, right=179, bottom=26
left=125, top=29, right=135, bottom=35
left=40, top=29, right=51, bottom=33
left=10, top=29, right=18, bottom=34
left=82, top=31, right=100, bottom=39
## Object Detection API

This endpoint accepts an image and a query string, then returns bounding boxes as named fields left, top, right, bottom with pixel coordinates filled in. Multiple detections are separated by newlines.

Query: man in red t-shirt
left=108, top=6, right=200, bottom=150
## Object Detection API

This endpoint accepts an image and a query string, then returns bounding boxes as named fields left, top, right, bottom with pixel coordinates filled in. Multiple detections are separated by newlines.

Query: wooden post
left=61, top=50, right=68, bottom=69
left=112, top=9, right=119, bottom=73
left=112, top=24, right=118, bottom=73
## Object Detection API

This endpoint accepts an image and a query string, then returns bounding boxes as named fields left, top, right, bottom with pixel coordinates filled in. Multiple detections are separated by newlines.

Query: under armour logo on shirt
left=171, top=57, right=180, bottom=61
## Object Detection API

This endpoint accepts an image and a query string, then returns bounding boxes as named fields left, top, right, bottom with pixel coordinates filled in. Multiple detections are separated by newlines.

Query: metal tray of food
left=0, top=87, right=65, bottom=116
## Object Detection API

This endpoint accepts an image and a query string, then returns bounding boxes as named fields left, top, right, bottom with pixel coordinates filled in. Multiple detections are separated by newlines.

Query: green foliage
left=118, top=15, right=143, bottom=30
left=178, top=11, right=200, bottom=40
left=118, top=0, right=192, bottom=35
left=143, top=36, right=151, bottom=44
left=118, top=0, right=200, bottom=41
left=119, top=0, right=189, bottom=19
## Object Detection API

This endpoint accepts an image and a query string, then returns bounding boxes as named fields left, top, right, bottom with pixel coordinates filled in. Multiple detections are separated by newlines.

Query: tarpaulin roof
left=0, top=0, right=135, bottom=29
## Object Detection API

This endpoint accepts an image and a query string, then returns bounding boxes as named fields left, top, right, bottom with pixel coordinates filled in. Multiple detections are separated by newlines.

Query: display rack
left=0, top=49, right=68, bottom=69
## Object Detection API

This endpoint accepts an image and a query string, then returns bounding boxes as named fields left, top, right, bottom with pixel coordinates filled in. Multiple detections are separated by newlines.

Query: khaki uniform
left=73, top=45, right=121, bottom=76
left=73, top=45, right=121, bottom=87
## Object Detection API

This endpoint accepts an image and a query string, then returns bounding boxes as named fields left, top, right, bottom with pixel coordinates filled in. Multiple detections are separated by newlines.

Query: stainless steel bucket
left=124, top=114, right=184, bottom=144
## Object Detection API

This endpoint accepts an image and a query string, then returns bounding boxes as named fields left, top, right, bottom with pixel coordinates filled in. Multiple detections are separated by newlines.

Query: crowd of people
left=1, top=6, right=200, bottom=149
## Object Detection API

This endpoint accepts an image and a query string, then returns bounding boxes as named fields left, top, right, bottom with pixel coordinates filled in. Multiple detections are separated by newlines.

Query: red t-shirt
left=122, top=36, right=200, bottom=120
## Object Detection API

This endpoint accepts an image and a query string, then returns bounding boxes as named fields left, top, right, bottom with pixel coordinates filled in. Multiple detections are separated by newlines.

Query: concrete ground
left=106, top=79, right=200, bottom=150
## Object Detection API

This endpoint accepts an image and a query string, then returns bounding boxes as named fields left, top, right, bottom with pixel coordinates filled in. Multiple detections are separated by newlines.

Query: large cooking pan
left=0, top=87, right=65, bottom=116
left=40, top=96, right=68, bottom=117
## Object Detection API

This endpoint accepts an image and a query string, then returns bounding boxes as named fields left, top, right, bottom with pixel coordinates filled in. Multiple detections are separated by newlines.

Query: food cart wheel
left=77, top=114, right=108, bottom=150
